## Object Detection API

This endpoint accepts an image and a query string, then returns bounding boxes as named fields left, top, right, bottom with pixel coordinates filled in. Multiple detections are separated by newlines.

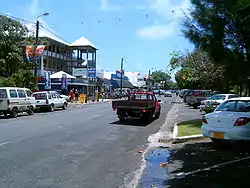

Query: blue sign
left=88, top=68, right=96, bottom=78
left=111, top=74, right=128, bottom=81
left=61, top=74, right=67, bottom=89
left=44, top=72, right=51, bottom=90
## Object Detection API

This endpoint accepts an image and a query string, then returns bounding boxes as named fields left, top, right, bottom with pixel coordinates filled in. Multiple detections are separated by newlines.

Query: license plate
left=213, top=132, right=224, bottom=139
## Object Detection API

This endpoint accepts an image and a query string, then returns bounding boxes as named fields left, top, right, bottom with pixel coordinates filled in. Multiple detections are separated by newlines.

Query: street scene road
left=0, top=97, right=174, bottom=188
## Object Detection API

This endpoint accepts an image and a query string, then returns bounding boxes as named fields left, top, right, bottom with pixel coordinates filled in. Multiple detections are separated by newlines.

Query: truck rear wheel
left=144, top=111, right=152, bottom=124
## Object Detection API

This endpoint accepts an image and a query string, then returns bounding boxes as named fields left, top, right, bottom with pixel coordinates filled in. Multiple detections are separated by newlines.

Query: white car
left=32, top=91, right=67, bottom=112
left=202, top=97, right=250, bottom=142
left=200, top=94, right=238, bottom=112
left=164, top=91, right=172, bottom=97
left=0, top=87, right=36, bottom=118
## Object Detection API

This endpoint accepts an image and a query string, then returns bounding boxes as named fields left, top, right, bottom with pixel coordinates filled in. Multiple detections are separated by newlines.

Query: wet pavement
left=139, top=149, right=170, bottom=188
left=140, top=140, right=250, bottom=188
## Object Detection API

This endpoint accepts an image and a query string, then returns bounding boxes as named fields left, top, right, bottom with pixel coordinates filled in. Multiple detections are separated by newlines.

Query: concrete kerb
left=150, top=97, right=205, bottom=144
left=68, top=99, right=112, bottom=108
left=172, top=118, right=205, bottom=144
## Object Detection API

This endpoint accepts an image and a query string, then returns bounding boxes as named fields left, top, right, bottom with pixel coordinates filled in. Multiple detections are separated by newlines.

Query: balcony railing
left=43, top=50, right=71, bottom=61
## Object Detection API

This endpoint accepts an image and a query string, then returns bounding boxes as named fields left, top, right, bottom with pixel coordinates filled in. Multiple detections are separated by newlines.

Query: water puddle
left=139, top=149, right=170, bottom=188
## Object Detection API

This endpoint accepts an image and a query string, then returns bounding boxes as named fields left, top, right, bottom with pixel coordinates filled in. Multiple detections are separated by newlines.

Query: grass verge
left=177, top=119, right=202, bottom=137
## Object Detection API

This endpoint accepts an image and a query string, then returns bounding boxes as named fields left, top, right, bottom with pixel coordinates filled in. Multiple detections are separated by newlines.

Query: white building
left=103, top=71, right=146, bottom=87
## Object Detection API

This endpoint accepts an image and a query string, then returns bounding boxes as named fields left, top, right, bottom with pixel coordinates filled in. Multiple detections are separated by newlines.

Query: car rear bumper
left=202, top=125, right=250, bottom=141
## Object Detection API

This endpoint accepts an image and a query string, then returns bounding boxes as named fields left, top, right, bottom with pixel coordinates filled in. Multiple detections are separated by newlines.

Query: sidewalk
left=67, top=98, right=126, bottom=108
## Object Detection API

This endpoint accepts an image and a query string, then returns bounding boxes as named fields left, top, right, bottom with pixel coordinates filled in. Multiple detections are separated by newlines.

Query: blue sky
left=2, top=0, right=193, bottom=75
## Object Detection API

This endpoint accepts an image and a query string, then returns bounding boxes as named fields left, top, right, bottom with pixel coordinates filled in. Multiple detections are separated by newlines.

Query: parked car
left=185, top=90, right=212, bottom=109
left=164, top=90, right=172, bottom=97
left=0, top=87, right=36, bottom=118
left=202, top=97, right=250, bottom=142
left=32, top=91, right=68, bottom=112
left=112, top=92, right=161, bottom=124
left=200, top=94, right=238, bottom=113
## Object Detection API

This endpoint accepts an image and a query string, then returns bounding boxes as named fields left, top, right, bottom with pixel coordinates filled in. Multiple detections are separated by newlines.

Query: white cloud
left=137, top=22, right=176, bottom=40
left=100, top=0, right=121, bottom=11
left=23, top=0, right=69, bottom=44
left=136, top=0, right=190, bottom=40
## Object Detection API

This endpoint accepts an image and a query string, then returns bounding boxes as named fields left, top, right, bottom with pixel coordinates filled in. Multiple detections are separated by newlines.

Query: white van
left=0, top=87, right=36, bottom=118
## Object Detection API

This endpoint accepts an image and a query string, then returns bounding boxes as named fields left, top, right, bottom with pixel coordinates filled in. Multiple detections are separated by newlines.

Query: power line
left=40, top=25, right=70, bottom=43
left=0, top=12, right=69, bottom=44
left=0, top=12, right=35, bottom=24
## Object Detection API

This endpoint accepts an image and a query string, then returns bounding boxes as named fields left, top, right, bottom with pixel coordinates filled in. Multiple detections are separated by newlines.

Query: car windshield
left=209, top=94, right=226, bottom=100
left=216, top=100, right=250, bottom=112
left=129, top=94, right=153, bottom=100
left=33, top=93, right=47, bottom=100
left=0, top=89, right=7, bottom=98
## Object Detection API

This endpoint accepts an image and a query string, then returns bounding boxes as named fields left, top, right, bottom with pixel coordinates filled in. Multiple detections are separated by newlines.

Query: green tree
left=0, top=15, right=29, bottom=77
left=181, top=0, right=250, bottom=94
left=170, top=50, right=224, bottom=89
left=151, top=70, right=171, bottom=84
left=0, top=15, right=38, bottom=90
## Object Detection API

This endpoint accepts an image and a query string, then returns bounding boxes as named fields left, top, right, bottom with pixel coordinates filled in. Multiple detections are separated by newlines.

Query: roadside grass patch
left=178, top=119, right=202, bottom=137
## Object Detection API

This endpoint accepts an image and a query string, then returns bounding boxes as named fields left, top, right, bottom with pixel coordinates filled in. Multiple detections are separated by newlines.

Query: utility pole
left=147, top=70, right=151, bottom=91
left=34, top=20, right=39, bottom=77
left=120, top=57, right=124, bottom=95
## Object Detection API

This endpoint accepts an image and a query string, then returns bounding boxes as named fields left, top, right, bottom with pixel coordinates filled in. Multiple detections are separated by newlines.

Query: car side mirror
left=157, top=100, right=161, bottom=102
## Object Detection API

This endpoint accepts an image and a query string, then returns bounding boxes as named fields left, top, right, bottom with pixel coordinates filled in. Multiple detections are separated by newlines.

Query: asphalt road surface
left=0, top=97, right=174, bottom=188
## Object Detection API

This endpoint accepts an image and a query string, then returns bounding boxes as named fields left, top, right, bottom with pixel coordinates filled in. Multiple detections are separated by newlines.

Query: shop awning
left=50, top=71, right=76, bottom=79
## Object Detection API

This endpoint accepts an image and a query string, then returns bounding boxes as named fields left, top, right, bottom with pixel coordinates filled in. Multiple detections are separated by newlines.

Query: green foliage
left=171, top=50, right=224, bottom=89
left=151, top=70, right=171, bottom=83
left=179, top=0, right=250, bottom=94
left=0, top=70, right=37, bottom=91
left=0, top=15, right=38, bottom=90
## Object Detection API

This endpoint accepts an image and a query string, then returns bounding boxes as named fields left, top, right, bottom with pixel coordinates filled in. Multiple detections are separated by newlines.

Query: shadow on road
left=167, top=141, right=250, bottom=188
left=110, top=118, right=155, bottom=127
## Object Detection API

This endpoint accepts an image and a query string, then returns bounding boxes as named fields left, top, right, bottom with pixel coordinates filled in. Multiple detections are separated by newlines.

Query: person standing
left=75, top=89, right=79, bottom=102
left=69, top=88, right=74, bottom=103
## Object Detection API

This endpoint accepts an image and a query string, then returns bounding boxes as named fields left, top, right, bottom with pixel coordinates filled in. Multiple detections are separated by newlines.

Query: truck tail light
left=234, top=117, right=250, bottom=126
left=142, top=109, right=148, bottom=113
left=202, top=115, right=208, bottom=124
left=113, top=108, right=118, bottom=111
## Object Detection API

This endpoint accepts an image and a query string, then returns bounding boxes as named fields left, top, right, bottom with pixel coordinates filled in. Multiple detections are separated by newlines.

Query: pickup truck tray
left=112, top=100, right=155, bottom=109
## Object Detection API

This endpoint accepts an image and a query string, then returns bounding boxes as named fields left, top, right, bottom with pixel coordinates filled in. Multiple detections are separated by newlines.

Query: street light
left=34, top=12, right=49, bottom=77
left=120, top=57, right=128, bottom=95
left=147, top=68, right=154, bottom=90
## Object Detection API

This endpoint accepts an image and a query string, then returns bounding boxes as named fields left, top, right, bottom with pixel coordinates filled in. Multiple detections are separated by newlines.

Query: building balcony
left=43, top=50, right=71, bottom=61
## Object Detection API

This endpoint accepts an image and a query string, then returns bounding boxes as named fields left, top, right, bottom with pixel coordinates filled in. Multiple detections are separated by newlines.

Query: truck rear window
left=0, top=89, right=7, bottom=98
left=129, top=94, right=153, bottom=100
left=33, top=93, right=47, bottom=100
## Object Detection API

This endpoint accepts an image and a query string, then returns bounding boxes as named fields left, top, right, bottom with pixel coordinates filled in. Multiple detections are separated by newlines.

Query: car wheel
left=11, top=108, right=18, bottom=118
left=155, top=109, right=161, bottom=119
left=50, top=104, right=55, bottom=112
left=28, top=106, right=34, bottom=115
left=62, top=102, right=67, bottom=110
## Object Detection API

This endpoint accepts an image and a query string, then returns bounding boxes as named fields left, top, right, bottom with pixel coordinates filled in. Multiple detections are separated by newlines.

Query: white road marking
left=87, top=115, right=101, bottom=120
left=170, top=156, right=250, bottom=179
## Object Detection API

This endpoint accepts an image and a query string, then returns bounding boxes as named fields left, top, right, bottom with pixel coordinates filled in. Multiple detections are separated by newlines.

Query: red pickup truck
left=112, top=92, right=161, bottom=124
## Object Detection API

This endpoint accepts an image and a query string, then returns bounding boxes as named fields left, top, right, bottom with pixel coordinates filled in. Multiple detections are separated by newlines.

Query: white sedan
left=201, top=97, right=250, bottom=142
left=200, top=94, right=238, bottom=113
